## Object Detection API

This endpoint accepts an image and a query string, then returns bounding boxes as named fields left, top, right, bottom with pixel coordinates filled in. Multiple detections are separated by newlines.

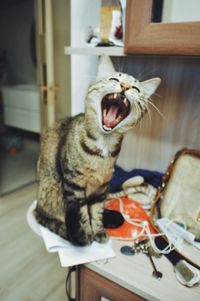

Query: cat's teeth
left=114, top=93, right=117, bottom=99
left=123, top=98, right=128, bottom=106
left=103, top=125, right=112, bottom=131
left=117, top=114, right=123, bottom=122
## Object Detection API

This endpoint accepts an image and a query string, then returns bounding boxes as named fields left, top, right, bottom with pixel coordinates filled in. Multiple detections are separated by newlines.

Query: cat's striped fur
left=35, top=57, right=161, bottom=245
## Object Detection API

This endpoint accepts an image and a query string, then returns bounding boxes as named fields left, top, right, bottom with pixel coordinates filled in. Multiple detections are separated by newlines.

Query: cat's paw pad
left=94, top=230, right=109, bottom=244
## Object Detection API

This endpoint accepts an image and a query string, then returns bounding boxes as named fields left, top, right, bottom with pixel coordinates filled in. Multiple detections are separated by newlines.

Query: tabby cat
left=34, top=56, right=161, bottom=246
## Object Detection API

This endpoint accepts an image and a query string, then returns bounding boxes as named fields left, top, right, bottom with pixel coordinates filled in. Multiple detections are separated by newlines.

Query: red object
left=115, top=25, right=123, bottom=39
left=8, top=146, right=17, bottom=154
left=105, top=196, right=156, bottom=239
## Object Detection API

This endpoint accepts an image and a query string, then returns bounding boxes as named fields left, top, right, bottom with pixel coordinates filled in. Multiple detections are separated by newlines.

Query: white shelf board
left=64, top=46, right=125, bottom=56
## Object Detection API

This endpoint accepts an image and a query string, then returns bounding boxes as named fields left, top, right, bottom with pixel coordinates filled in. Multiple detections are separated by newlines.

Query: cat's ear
left=140, top=78, right=161, bottom=98
left=96, top=55, right=116, bottom=80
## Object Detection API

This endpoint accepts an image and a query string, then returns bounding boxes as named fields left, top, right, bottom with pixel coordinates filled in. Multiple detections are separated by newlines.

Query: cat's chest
left=85, top=165, right=113, bottom=197
left=95, top=135, right=118, bottom=157
left=83, top=137, right=119, bottom=195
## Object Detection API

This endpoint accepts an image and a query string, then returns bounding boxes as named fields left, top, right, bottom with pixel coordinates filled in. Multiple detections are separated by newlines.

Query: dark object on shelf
left=0, top=134, right=23, bottom=153
left=96, top=40, right=115, bottom=47
left=155, top=236, right=184, bottom=266
left=120, top=245, right=135, bottom=256
left=103, top=208, right=124, bottom=228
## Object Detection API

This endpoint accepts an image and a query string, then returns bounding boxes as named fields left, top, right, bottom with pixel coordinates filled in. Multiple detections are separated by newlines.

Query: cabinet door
left=79, top=267, right=146, bottom=301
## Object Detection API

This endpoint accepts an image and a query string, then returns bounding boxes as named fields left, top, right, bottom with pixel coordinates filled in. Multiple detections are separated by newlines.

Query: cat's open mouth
left=101, top=93, right=130, bottom=132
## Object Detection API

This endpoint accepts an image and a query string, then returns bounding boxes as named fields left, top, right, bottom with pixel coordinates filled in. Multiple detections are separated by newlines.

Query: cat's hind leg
left=34, top=208, right=67, bottom=239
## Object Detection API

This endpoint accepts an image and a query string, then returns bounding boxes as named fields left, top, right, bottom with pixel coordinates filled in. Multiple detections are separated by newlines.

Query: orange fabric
left=105, top=196, right=156, bottom=239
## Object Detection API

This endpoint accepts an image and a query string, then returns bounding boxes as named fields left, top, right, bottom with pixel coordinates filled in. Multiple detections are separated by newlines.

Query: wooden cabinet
left=75, top=239, right=200, bottom=301
left=78, top=266, right=146, bottom=301
left=125, top=0, right=200, bottom=55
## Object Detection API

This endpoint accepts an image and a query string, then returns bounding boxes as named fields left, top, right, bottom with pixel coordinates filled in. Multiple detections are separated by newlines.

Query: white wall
left=70, top=0, right=101, bottom=115
left=0, top=0, right=36, bottom=84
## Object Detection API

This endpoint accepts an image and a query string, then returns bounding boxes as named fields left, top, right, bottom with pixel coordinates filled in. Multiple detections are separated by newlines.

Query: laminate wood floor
left=0, top=135, right=39, bottom=195
left=0, top=183, right=68, bottom=301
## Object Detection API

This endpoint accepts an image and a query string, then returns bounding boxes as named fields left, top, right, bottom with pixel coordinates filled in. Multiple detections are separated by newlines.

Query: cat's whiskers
left=153, top=92, right=162, bottom=99
left=119, top=57, right=127, bottom=73
left=136, top=101, right=144, bottom=130
left=132, top=99, right=140, bottom=122
left=146, top=105, right=152, bottom=125
left=147, top=98, right=166, bottom=120
left=137, top=101, right=143, bottom=120
left=136, top=97, right=152, bottom=126
left=114, top=57, right=127, bottom=73
left=136, top=66, right=160, bottom=82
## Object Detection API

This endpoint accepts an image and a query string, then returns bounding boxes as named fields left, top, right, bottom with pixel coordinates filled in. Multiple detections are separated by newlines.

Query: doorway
left=0, top=0, right=40, bottom=195
left=0, top=0, right=71, bottom=195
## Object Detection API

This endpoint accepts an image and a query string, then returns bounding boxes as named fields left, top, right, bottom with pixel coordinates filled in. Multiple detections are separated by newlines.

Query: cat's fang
left=103, top=125, right=112, bottom=131
left=123, top=98, right=128, bottom=106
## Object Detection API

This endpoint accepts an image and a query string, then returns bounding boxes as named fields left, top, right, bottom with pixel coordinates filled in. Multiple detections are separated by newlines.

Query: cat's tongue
left=103, top=105, right=119, bottom=127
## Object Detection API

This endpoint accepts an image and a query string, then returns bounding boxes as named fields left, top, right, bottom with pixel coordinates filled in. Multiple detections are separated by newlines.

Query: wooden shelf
left=64, top=46, right=125, bottom=56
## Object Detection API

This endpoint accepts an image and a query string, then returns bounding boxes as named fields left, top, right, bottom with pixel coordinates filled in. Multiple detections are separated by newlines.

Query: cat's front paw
left=79, top=232, right=94, bottom=246
left=68, top=229, right=93, bottom=246
left=94, top=230, right=109, bottom=244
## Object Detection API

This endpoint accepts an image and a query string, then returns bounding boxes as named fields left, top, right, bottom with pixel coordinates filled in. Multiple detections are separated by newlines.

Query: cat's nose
left=121, top=82, right=130, bottom=92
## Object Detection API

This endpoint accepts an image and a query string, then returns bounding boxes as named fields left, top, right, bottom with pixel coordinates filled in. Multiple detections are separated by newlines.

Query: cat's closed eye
left=109, top=78, right=119, bottom=82
left=132, top=86, right=140, bottom=93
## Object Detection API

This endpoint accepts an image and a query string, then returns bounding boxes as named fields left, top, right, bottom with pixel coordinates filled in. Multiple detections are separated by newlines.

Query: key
left=133, top=239, right=149, bottom=253
left=145, top=245, right=163, bottom=279
left=147, top=244, right=162, bottom=258
left=121, top=240, right=163, bottom=279
left=135, top=239, right=161, bottom=258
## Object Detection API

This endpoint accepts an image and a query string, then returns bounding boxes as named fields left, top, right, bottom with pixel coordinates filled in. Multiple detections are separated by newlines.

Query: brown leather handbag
left=150, top=148, right=200, bottom=269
